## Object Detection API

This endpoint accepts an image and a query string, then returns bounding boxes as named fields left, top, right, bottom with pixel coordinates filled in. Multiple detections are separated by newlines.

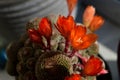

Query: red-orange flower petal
left=80, top=33, right=98, bottom=49
left=70, top=25, right=97, bottom=50
left=56, top=15, right=75, bottom=39
left=89, top=15, right=104, bottom=32
left=64, top=74, right=81, bottom=80
left=83, top=6, right=95, bottom=27
left=66, top=0, right=78, bottom=15
left=83, top=56, right=103, bottom=76
left=38, top=17, right=52, bottom=39
left=28, top=29, right=41, bottom=43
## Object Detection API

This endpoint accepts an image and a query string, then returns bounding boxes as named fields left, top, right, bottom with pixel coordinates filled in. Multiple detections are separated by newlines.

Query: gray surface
left=0, top=70, right=14, bottom=80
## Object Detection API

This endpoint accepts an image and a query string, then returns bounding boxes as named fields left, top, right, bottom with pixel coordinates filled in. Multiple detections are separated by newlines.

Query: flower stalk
left=64, top=40, right=70, bottom=53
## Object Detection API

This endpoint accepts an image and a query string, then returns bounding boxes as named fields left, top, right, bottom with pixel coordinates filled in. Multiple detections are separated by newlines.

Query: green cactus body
left=35, top=52, right=73, bottom=80
left=5, top=17, right=86, bottom=80
left=5, top=15, right=106, bottom=80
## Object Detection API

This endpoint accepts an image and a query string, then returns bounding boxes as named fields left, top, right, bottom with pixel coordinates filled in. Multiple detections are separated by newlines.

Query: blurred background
left=76, top=0, right=120, bottom=80
left=0, top=0, right=120, bottom=80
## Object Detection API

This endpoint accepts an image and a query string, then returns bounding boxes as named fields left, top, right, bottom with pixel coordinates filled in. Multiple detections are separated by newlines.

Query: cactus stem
left=64, top=40, right=70, bottom=53
left=75, top=52, right=88, bottom=64
left=67, top=49, right=77, bottom=58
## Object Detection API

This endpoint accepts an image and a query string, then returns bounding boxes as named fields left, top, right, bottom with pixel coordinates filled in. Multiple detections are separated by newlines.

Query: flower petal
left=70, top=26, right=86, bottom=49
left=89, top=15, right=104, bottom=31
left=56, top=15, right=75, bottom=39
left=28, top=29, right=41, bottom=43
left=70, top=25, right=97, bottom=50
left=98, top=69, right=108, bottom=75
left=79, top=33, right=98, bottom=49
left=66, top=0, right=78, bottom=15
left=83, top=6, right=95, bottom=27
left=83, top=56, right=103, bottom=76
left=64, top=74, right=81, bottom=80
left=39, top=17, right=52, bottom=39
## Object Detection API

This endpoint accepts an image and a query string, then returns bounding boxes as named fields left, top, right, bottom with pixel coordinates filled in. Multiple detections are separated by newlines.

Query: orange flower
left=69, top=25, right=98, bottom=50
left=89, top=15, right=104, bottom=32
left=83, top=6, right=95, bottom=27
left=83, top=56, right=103, bottom=76
left=66, top=0, right=78, bottom=15
left=38, top=17, right=52, bottom=39
left=28, top=29, right=41, bottom=43
left=56, top=15, right=75, bottom=39
left=64, top=74, right=81, bottom=80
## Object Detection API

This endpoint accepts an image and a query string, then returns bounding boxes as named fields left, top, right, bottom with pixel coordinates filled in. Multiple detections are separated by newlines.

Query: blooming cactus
left=6, top=1, right=107, bottom=79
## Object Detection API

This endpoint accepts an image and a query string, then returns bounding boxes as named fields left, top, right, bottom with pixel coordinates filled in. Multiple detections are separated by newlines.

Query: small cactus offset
left=6, top=1, right=107, bottom=80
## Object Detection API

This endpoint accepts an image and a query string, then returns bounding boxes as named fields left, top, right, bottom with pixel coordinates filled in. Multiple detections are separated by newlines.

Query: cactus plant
left=6, top=1, right=107, bottom=80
